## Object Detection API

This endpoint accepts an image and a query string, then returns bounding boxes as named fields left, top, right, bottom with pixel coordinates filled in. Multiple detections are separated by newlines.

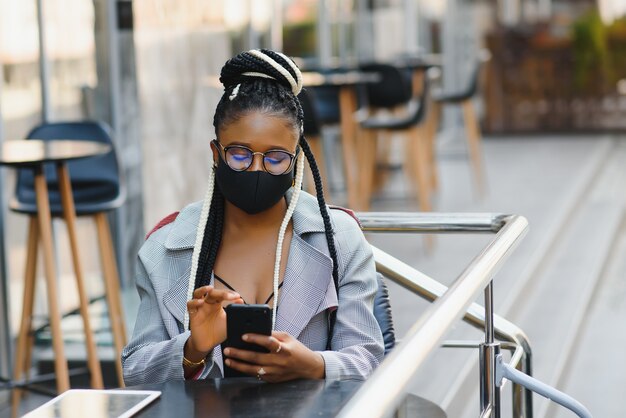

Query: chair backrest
left=374, top=272, right=396, bottom=355
left=14, top=121, right=121, bottom=207
left=298, top=89, right=323, bottom=137
left=360, top=63, right=413, bottom=109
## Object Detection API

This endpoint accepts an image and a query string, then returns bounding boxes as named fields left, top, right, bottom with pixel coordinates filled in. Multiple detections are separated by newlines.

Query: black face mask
left=215, top=153, right=295, bottom=215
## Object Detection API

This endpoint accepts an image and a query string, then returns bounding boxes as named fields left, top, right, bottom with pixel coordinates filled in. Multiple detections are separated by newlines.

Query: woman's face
left=213, top=112, right=299, bottom=172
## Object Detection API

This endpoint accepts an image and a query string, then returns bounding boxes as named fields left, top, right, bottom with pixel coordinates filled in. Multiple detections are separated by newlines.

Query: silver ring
left=257, top=367, right=267, bottom=376
left=275, top=344, right=282, bottom=354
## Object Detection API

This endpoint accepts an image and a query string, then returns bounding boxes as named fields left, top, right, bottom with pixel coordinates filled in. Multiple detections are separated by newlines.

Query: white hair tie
left=242, top=72, right=276, bottom=81
left=229, top=84, right=241, bottom=101
left=247, top=50, right=302, bottom=96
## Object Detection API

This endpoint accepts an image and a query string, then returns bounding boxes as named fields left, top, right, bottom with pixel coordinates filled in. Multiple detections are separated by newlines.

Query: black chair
left=431, top=55, right=489, bottom=195
left=298, top=89, right=328, bottom=194
left=10, top=121, right=127, bottom=387
left=308, top=84, right=341, bottom=126
left=357, top=69, right=434, bottom=213
left=373, top=272, right=395, bottom=355
left=360, top=63, right=413, bottom=109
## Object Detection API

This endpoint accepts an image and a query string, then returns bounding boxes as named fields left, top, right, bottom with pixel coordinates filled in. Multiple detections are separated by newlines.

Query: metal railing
left=335, top=212, right=591, bottom=418
left=369, top=244, right=533, bottom=417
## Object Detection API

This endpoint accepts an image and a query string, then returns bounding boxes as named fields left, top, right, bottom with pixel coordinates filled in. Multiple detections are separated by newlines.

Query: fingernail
left=224, top=348, right=230, bottom=356
left=242, top=334, right=249, bottom=341
left=225, top=359, right=231, bottom=366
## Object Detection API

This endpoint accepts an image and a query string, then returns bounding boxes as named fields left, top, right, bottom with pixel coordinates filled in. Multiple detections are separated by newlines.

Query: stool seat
left=10, top=191, right=125, bottom=217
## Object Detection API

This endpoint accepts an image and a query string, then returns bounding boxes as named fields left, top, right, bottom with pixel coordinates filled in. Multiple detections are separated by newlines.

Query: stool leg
left=407, top=125, right=432, bottom=212
left=94, top=212, right=126, bottom=387
left=461, top=99, right=486, bottom=196
left=33, top=167, right=70, bottom=393
left=358, top=129, right=377, bottom=211
left=57, top=164, right=104, bottom=389
left=338, top=86, right=359, bottom=209
left=11, top=217, right=39, bottom=415
left=427, top=101, right=442, bottom=190
left=372, top=131, right=392, bottom=193
left=406, top=128, right=435, bottom=250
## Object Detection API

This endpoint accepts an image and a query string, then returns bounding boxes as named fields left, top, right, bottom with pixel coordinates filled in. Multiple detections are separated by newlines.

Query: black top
left=214, top=274, right=284, bottom=305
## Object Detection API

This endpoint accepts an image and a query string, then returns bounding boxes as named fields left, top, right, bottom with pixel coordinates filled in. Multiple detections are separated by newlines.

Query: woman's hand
left=222, top=331, right=325, bottom=382
left=186, top=286, right=243, bottom=358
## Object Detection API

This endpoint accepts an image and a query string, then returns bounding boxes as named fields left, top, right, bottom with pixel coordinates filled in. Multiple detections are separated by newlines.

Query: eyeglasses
left=213, top=140, right=300, bottom=176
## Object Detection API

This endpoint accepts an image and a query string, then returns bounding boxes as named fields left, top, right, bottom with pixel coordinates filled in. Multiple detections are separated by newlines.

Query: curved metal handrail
left=360, top=213, right=533, bottom=416
left=336, top=213, right=529, bottom=418
left=369, top=244, right=532, bottom=416
left=370, top=244, right=532, bottom=356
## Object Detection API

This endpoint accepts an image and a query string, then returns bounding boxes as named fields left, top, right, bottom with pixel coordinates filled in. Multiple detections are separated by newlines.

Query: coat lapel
left=274, top=227, right=337, bottom=338
left=161, top=202, right=200, bottom=329
left=162, top=271, right=189, bottom=328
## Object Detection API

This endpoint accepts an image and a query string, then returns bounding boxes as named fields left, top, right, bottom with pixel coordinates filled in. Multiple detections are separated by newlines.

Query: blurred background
left=1, top=1, right=626, bottom=417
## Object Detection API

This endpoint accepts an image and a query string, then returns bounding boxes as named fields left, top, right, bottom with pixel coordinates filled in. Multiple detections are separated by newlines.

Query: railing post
left=480, top=280, right=501, bottom=417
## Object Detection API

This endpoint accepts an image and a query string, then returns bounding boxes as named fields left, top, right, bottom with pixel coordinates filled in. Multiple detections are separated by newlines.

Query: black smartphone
left=221, top=304, right=272, bottom=378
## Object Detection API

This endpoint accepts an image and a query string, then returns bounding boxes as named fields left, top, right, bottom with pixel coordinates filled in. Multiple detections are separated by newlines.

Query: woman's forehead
left=219, top=112, right=299, bottom=148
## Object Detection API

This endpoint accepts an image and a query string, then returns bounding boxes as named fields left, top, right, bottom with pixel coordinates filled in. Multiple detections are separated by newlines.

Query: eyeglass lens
left=225, top=146, right=293, bottom=175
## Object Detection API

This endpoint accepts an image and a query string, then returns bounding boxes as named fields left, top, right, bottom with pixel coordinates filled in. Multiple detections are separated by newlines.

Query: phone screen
left=222, top=304, right=272, bottom=378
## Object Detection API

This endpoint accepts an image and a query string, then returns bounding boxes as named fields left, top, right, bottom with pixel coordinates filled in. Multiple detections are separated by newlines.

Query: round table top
left=301, top=70, right=381, bottom=87
left=0, top=139, right=111, bottom=167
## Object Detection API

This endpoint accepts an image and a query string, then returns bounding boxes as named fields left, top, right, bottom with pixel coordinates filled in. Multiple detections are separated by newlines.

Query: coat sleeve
left=121, top=255, right=221, bottom=385
left=318, top=212, right=385, bottom=380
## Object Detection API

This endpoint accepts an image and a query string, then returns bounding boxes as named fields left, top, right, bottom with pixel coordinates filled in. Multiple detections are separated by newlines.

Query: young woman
left=122, top=49, right=384, bottom=384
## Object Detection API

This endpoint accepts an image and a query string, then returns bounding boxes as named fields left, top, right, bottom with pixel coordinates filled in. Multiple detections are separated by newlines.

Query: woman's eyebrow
left=228, top=141, right=294, bottom=152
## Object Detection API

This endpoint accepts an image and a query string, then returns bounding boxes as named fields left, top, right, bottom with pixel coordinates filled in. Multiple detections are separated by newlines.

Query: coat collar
left=162, top=189, right=337, bottom=343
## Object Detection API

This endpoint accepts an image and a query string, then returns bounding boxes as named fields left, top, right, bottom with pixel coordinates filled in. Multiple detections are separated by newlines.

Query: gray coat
left=121, top=191, right=384, bottom=385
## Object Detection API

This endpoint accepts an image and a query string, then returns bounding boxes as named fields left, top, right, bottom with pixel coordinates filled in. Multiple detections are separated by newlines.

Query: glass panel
left=283, top=0, right=318, bottom=61
left=43, top=0, right=98, bottom=121
left=329, top=0, right=356, bottom=63
left=0, top=0, right=43, bottom=139
left=0, top=0, right=44, bottom=350
left=134, top=0, right=243, bottom=228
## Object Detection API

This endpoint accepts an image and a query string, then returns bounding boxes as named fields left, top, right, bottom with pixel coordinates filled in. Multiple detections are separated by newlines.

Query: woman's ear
left=210, top=141, right=219, bottom=166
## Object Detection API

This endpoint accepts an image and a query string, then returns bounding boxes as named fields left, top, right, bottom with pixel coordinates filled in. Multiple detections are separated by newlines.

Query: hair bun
left=219, top=49, right=303, bottom=96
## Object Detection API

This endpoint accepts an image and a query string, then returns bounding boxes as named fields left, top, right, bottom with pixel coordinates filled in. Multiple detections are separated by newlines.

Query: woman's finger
left=271, top=331, right=292, bottom=341
left=186, top=299, right=204, bottom=314
left=223, top=347, right=266, bottom=364
left=192, top=285, right=213, bottom=299
left=225, top=358, right=276, bottom=379
left=204, top=287, right=241, bottom=304
left=241, top=334, right=284, bottom=354
left=241, top=333, right=278, bottom=351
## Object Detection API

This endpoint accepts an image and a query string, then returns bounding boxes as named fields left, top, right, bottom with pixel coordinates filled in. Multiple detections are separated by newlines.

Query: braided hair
left=184, top=49, right=340, bottom=348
